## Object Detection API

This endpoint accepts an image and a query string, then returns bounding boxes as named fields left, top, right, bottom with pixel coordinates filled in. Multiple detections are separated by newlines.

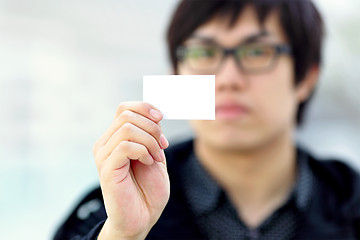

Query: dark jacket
left=54, top=139, right=360, bottom=240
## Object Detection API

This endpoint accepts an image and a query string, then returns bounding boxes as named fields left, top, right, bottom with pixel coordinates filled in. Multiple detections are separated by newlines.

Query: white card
left=143, top=75, right=215, bottom=120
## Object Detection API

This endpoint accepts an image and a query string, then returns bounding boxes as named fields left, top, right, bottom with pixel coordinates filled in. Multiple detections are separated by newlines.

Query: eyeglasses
left=176, top=42, right=292, bottom=74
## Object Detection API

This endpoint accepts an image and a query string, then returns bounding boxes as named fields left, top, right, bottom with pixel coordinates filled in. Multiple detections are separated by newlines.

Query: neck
left=194, top=130, right=297, bottom=227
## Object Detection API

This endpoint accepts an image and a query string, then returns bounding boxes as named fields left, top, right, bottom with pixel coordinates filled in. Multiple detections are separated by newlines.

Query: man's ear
left=296, top=65, right=320, bottom=103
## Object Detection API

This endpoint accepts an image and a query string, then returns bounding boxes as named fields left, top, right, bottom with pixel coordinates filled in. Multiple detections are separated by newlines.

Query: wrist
left=97, top=219, right=148, bottom=240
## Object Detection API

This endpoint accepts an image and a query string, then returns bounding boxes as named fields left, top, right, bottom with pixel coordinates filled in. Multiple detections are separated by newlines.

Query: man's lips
left=215, top=103, right=250, bottom=119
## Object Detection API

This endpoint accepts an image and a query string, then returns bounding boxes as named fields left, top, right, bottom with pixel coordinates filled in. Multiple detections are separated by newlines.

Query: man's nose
left=215, top=56, right=248, bottom=91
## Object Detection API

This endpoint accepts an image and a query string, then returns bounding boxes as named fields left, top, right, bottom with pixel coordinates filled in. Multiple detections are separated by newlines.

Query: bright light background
left=0, top=0, right=359, bottom=239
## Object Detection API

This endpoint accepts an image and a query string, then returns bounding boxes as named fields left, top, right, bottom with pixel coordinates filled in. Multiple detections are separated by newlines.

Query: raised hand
left=93, top=102, right=170, bottom=240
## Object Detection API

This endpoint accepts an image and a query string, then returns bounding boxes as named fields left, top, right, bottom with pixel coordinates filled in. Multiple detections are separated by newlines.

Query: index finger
left=114, top=101, right=163, bottom=123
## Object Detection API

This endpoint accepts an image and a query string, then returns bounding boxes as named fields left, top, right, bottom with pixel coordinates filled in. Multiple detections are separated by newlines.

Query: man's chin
left=210, top=138, right=263, bottom=154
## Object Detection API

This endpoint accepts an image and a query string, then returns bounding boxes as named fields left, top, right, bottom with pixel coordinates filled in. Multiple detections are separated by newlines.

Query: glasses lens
left=185, top=44, right=221, bottom=71
left=237, top=45, right=276, bottom=72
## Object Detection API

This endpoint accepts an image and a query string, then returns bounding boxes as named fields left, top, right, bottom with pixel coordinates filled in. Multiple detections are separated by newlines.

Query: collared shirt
left=182, top=148, right=316, bottom=240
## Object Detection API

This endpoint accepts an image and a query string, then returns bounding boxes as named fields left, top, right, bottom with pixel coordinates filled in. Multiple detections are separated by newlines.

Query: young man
left=54, top=0, right=360, bottom=239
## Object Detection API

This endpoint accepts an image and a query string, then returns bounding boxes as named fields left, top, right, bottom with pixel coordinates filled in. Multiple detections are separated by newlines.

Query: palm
left=103, top=159, right=170, bottom=237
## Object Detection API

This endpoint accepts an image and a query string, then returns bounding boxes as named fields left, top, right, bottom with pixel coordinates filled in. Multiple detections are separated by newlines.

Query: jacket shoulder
left=309, top=156, right=360, bottom=197
left=53, top=186, right=106, bottom=239
left=308, top=154, right=360, bottom=219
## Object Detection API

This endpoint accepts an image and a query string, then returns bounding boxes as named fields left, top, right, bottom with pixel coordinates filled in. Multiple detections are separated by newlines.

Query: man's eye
left=246, top=48, right=266, bottom=57
left=188, top=47, right=216, bottom=59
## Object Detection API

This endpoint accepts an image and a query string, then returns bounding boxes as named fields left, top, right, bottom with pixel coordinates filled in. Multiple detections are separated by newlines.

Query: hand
left=93, top=102, right=170, bottom=240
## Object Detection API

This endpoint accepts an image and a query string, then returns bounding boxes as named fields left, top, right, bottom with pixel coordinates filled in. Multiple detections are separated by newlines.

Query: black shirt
left=182, top=150, right=314, bottom=240
left=53, top=139, right=360, bottom=240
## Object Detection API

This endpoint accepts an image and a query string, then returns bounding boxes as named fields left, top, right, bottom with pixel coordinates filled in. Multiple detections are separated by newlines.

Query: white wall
left=0, top=0, right=359, bottom=239
left=297, top=0, right=360, bottom=167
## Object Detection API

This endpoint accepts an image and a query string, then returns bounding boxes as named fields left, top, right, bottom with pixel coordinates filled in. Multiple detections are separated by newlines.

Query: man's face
left=178, top=6, right=302, bottom=152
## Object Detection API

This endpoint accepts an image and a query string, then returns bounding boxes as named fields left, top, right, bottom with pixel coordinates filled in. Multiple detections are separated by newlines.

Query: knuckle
left=120, top=122, right=134, bottom=134
left=115, top=141, right=130, bottom=153
left=116, top=102, right=127, bottom=116
left=119, top=110, right=133, bottom=121
left=117, top=102, right=126, bottom=112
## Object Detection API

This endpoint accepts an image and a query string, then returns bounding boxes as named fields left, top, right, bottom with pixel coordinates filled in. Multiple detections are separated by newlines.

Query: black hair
left=166, top=0, right=324, bottom=125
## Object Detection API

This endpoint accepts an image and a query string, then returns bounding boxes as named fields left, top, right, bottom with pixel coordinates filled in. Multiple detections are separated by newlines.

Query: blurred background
left=0, top=0, right=359, bottom=239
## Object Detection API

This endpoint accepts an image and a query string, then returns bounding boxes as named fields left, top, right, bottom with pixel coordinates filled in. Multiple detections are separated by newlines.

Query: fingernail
left=160, top=134, right=169, bottom=149
left=150, top=109, right=162, bottom=120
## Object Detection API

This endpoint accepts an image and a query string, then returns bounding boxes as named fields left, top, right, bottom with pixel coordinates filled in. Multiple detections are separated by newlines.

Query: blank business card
left=143, top=75, right=215, bottom=120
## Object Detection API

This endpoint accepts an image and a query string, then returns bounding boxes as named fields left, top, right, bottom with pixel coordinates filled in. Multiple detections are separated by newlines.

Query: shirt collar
left=182, top=147, right=315, bottom=217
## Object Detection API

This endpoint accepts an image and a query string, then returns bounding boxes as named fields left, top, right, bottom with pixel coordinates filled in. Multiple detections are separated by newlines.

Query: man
left=54, top=0, right=360, bottom=239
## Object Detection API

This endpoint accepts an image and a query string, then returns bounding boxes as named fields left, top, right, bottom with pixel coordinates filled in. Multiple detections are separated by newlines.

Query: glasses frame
left=176, top=42, right=292, bottom=74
